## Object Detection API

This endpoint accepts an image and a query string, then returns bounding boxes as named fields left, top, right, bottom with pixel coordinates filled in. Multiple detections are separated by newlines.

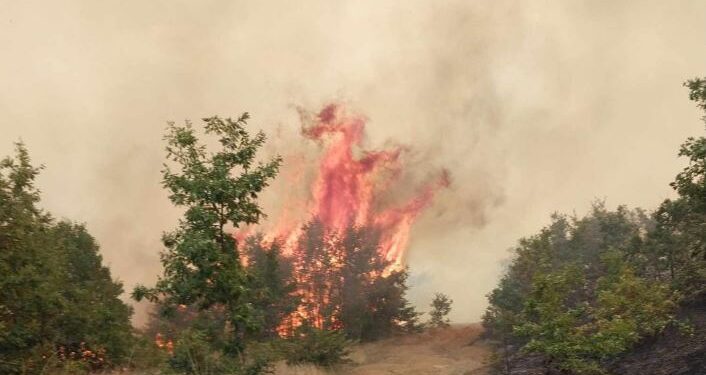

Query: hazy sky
left=2, top=1, right=706, bottom=325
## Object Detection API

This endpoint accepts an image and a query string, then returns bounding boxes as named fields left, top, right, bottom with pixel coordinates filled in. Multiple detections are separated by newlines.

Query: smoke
left=1, top=1, right=706, bottom=325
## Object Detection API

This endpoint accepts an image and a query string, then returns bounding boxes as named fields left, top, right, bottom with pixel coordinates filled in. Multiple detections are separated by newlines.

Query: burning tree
left=132, top=114, right=281, bottom=358
left=242, top=234, right=298, bottom=339
left=272, top=219, right=422, bottom=341
left=137, top=104, right=448, bottom=370
left=234, top=104, right=447, bottom=342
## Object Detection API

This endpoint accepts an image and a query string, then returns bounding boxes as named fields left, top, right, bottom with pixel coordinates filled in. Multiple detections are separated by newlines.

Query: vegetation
left=428, top=293, right=453, bottom=328
left=11, top=77, right=703, bottom=375
left=131, top=114, right=428, bottom=373
left=242, top=235, right=298, bottom=340
left=285, top=220, right=423, bottom=342
left=483, top=78, right=706, bottom=374
left=132, top=114, right=282, bottom=371
left=0, top=143, right=133, bottom=374
left=281, top=326, right=351, bottom=368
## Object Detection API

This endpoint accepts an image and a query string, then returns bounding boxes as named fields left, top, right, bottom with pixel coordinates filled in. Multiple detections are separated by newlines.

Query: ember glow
left=247, top=103, right=449, bottom=270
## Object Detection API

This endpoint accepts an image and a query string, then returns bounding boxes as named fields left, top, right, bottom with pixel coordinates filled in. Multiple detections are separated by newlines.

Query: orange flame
left=241, top=104, right=449, bottom=334
left=155, top=333, right=174, bottom=354
left=258, top=104, right=448, bottom=267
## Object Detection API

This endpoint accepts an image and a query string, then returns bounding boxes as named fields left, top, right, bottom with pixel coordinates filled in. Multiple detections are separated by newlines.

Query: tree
left=0, top=143, right=133, bottom=374
left=0, top=143, right=56, bottom=374
left=363, top=266, right=422, bottom=339
left=133, top=114, right=282, bottom=357
left=288, top=221, right=422, bottom=341
left=243, top=234, right=298, bottom=339
left=590, top=265, right=676, bottom=359
left=649, top=77, right=706, bottom=299
left=428, top=293, right=453, bottom=328
left=50, top=222, right=134, bottom=366
left=513, top=267, right=595, bottom=374
left=483, top=204, right=678, bottom=374
left=290, top=218, right=342, bottom=332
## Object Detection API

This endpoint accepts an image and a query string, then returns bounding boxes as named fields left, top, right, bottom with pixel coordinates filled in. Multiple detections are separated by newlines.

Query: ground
left=273, top=324, right=491, bottom=375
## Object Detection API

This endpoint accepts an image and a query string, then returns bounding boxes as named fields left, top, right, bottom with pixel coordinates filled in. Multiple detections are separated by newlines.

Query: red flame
left=255, top=103, right=449, bottom=270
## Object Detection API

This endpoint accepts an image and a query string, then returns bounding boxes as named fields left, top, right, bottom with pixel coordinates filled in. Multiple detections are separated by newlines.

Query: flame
left=154, top=333, right=174, bottom=354
left=258, top=104, right=449, bottom=269
left=240, top=104, right=448, bottom=335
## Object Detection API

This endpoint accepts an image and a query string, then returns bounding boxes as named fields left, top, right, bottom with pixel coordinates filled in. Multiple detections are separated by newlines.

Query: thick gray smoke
left=1, top=1, right=705, bottom=325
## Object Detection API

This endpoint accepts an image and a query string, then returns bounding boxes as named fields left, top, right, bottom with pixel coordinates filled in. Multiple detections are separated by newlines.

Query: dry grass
left=343, top=323, right=490, bottom=375
left=104, top=325, right=490, bottom=375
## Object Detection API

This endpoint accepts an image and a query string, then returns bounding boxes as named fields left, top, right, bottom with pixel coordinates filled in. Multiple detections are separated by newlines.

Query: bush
left=428, top=293, right=453, bottom=328
left=483, top=204, right=682, bottom=374
left=124, top=334, right=170, bottom=372
left=282, top=327, right=351, bottom=367
left=166, top=329, right=244, bottom=375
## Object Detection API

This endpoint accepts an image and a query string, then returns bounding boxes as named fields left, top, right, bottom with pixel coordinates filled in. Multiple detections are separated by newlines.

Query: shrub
left=166, top=329, right=243, bottom=375
left=282, top=327, right=351, bottom=367
left=428, top=293, right=453, bottom=328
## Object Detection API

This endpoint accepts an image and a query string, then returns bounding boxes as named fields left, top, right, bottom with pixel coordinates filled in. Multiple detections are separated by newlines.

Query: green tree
left=0, top=143, right=59, bottom=374
left=590, top=264, right=676, bottom=359
left=428, top=293, right=453, bottom=328
left=513, top=267, right=596, bottom=374
left=483, top=204, right=676, bottom=374
left=51, top=222, right=134, bottom=366
left=282, top=325, right=351, bottom=367
left=133, top=114, right=282, bottom=357
left=649, top=77, right=706, bottom=299
left=0, top=143, right=133, bottom=374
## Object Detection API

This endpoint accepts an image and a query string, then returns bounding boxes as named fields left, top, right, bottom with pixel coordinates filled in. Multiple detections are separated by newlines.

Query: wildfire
left=249, top=104, right=449, bottom=271
left=153, top=104, right=448, bottom=346
left=237, top=104, right=450, bottom=335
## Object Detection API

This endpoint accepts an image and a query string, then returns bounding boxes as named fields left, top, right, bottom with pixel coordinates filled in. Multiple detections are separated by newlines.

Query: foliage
left=281, top=326, right=351, bottom=367
left=484, top=77, right=706, bottom=374
left=513, top=267, right=593, bottom=373
left=136, top=114, right=416, bottom=373
left=484, top=204, right=679, bottom=374
left=50, top=222, right=134, bottom=363
left=0, top=143, right=133, bottom=374
left=125, top=334, right=170, bottom=372
left=133, top=114, right=282, bottom=358
left=242, top=235, right=298, bottom=340
left=366, top=267, right=424, bottom=337
left=166, top=329, right=241, bottom=375
left=591, top=265, right=677, bottom=357
left=646, top=77, right=706, bottom=300
left=428, top=293, right=453, bottom=328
